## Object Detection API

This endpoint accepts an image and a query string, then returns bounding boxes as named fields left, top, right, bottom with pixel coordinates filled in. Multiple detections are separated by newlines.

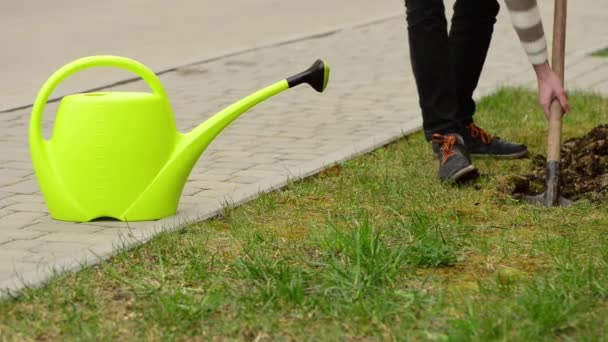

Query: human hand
left=533, top=62, right=570, bottom=120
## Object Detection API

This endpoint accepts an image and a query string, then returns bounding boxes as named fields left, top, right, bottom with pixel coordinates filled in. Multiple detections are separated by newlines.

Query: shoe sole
left=448, top=165, right=479, bottom=182
left=434, top=150, right=529, bottom=159
left=470, top=150, right=529, bottom=159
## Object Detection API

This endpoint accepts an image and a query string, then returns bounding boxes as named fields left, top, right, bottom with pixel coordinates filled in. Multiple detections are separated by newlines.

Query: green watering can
left=29, top=55, right=330, bottom=222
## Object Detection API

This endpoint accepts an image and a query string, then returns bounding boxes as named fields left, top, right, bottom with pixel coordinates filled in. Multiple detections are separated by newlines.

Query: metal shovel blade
left=523, top=193, right=573, bottom=206
left=522, top=161, right=573, bottom=207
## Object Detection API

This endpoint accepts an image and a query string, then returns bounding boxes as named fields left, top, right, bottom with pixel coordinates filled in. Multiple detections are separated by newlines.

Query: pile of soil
left=504, top=124, right=608, bottom=201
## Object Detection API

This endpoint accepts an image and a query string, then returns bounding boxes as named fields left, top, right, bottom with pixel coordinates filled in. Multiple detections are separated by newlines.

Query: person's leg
left=404, top=0, right=464, bottom=141
left=404, top=0, right=478, bottom=182
left=448, top=0, right=500, bottom=125
left=447, top=0, right=528, bottom=158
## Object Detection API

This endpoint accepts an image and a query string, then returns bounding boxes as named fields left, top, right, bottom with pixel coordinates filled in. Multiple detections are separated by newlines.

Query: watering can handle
left=29, top=55, right=167, bottom=145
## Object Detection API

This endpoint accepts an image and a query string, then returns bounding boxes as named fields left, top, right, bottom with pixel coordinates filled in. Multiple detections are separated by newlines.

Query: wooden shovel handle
left=547, top=0, right=567, bottom=162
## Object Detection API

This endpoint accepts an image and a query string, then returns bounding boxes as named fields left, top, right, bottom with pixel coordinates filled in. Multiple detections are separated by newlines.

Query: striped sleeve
left=504, top=0, right=548, bottom=65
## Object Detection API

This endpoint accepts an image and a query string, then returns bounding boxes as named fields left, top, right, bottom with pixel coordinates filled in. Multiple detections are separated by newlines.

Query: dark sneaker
left=464, top=123, right=528, bottom=158
left=431, top=133, right=478, bottom=182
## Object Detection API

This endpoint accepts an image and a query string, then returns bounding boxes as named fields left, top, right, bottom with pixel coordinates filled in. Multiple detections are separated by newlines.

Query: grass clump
left=591, top=47, right=608, bottom=57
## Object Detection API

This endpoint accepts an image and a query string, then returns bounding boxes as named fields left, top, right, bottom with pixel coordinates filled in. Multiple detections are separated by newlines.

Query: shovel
left=524, top=0, right=572, bottom=207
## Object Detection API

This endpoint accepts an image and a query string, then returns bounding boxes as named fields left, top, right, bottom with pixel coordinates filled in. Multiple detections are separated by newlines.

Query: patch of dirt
left=503, top=124, right=608, bottom=201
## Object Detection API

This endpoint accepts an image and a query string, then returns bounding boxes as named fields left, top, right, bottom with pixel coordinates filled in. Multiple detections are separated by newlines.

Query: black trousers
left=404, top=0, right=500, bottom=140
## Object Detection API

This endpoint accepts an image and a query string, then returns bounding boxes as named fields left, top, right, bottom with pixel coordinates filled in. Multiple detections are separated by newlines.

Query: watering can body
left=30, top=55, right=330, bottom=222
left=45, top=92, right=180, bottom=221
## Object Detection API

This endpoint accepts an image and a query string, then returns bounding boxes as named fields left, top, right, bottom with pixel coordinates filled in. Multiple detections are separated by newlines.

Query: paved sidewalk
left=1, top=1, right=608, bottom=296
left=0, top=0, right=401, bottom=111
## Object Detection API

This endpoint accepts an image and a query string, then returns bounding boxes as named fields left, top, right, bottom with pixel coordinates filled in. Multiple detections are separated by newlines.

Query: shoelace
left=432, top=134, right=457, bottom=164
left=467, top=123, right=493, bottom=145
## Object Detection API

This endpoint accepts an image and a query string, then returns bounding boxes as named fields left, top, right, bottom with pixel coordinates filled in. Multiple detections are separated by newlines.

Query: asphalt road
left=1, top=0, right=402, bottom=111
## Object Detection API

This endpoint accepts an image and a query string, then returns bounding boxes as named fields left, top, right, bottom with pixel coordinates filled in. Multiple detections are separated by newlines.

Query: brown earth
left=502, top=124, right=608, bottom=202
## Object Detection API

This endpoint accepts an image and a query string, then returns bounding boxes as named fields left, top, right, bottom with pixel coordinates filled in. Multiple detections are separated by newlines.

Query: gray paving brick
left=0, top=212, right=44, bottom=229
left=0, top=176, right=23, bottom=187
left=181, top=186, right=203, bottom=196
left=197, top=167, right=242, bottom=177
left=186, top=173, right=232, bottom=182
left=1, top=239, right=46, bottom=251
left=280, top=152, right=324, bottom=160
left=232, top=169, right=281, bottom=179
left=228, top=176, right=264, bottom=184
left=196, top=190, right=230, bottom=198
left=186, top=181, right=241, bottom=191
left=1, top=180, right=40, bottom=194
left=0, top=197, right=17, bottom=210
left=2, top=161, right=35, bottom=170
left=3, top=202, right=49, bottom=213
left=0, top=168, right=33, bottom=178
left=36, top=232, right=105, bottom=244
left=28, top=241, right=92, bottom=255
left=0, top=235, right=13, bottom=245
left=205, top=158, right=257, bottom=167
left=8, top=195, right=45, bottom=203
left=24, top=222, right=103, bottom=234
left=0, top=249, right=41, bottom=263
left=0, top=261, right=43, bottom=282
left=0, top=229, right=48, bottom=241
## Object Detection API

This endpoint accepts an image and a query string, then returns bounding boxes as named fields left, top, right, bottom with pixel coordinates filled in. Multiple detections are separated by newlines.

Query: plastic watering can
left=29, top=55, right=330, bottom=222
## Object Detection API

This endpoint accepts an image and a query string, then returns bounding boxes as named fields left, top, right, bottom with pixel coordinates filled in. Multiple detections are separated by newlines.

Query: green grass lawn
left=1, top=88, right=608, bottom=341
left=592, top=47, right=608, bottom=57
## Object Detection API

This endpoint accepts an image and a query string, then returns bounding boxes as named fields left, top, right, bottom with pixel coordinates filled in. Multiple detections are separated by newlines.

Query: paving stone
left=1, top=179, right=40, bottom=194
left=24, top=222, right=103, bottom=234
left=0, top=176, right=24, bottom=187
left=0, top=191, right=14, bottom=200
left=2, top=161, right=36, bottom=170
left=186, top=181, right=241, bottom=191
left=181, top=186, right=203, bottom=196
left=6, top=194, right=45, bottom=203
left=0, top=197, right=17, bottom=210
left=0, top=235, right=13, bottom=245
left=228, top=176, right=264, bottom=184
left=36, top=232, right=107, bottom=244
left=0, top=229, right=48, bottom=241
left=0, top=249, right=41, bottom=263
left=186, top=173, right=232, bottom=182
left=197, top=167, right=242, bottom=177
left=0, top=169, right=33, bottom=178
left=0, top=261, right=43, bottom=282
left=3, top=202, right=49, bottom=213
left=203, top=161, right=257, bottom=171
left=232, top=169, right=281, bottom=179
left=28, top=241, right=92, bottom=255
left=193, top=189, right=230, bottom=199
left=0, top=212, right=45, bottom=229
left=1, top=239, right=47, bottom=251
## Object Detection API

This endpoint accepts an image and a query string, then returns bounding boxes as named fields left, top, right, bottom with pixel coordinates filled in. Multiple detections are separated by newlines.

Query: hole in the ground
left=500, top=124, right=608, bottom=202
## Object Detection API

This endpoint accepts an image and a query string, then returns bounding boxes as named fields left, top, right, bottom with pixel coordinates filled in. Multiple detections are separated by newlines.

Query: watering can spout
left=179, top=59, right=330, bottom=164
